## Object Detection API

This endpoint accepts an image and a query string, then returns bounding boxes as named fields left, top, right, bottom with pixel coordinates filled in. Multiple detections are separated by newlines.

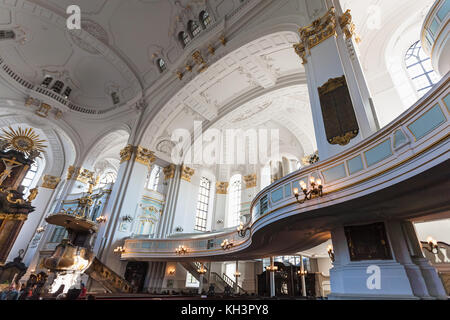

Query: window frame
left=404, top=40, right=440, bottom=96
left=194, top=176, right=211, bottom=232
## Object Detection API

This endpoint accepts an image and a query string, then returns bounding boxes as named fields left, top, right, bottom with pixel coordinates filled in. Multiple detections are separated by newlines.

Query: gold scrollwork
left=41, top=175, right=61, bottom=189
left=243, top=174, right=257, bottom=189
left=328, top=130, right=359, bottom=146
left=120, top=145, right=134, bottom=163
left=216, top=182, right=229, bottom=194
left=163, top=164, right=175, bottom=180
left=339, top=9, right=356, bottom=40
left=180, top=165, right=195, bottom=182
left=135, top=146, right=155, bottom=167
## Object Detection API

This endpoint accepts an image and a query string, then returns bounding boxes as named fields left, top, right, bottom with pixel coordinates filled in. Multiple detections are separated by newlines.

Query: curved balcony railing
left=421, top=0, right=449, bottom=74
left=122, top=76, right=450, bottom=260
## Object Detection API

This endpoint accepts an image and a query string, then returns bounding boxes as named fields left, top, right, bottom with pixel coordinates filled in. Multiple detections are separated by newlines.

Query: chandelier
left=293, top=176, right=323, bottom=204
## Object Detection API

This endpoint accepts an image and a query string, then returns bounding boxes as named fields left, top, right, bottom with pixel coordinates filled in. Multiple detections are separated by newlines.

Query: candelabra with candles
left=114, top=246, right=125, bottom=254
left=293, top=176, right=323, bottom=204
left=36, top=226, right=45, bottom=234
left=197, top=264, right=207, bottom=275
left=96, top=216, right=107, bottom=223
left=265, top=265, right=278, bottom=272
left=424, top=236, right=440, bottom=254
left=175, top=245, right=188, bottom=255
left=237, top=222, right=251, bottom=237
left=327, top=244, right=335, bottom=262
left=221, top=239, right=233, bottom=250
left=297, top=268, right=308, bottom=276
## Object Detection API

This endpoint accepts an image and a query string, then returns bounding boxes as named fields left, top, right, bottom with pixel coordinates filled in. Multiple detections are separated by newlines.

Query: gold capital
left=41, top=175, right=61, bottom=189
left=216, top=182, right=229, bottom=194
left=163, top=164, right=175, bottom=180
left=180, top=165, right=195, bottom=182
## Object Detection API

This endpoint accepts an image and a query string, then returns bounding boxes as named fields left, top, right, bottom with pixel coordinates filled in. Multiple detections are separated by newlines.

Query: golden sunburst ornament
left=0, top=126, right=47, bottom=157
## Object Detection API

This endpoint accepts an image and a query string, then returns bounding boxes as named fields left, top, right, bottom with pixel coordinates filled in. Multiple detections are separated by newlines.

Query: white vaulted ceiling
left=0, top=0, right=258, bottom=113
left=142, top=31, right=306, bottom=157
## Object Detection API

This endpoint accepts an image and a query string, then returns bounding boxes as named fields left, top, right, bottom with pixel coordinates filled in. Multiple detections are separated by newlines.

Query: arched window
left=97, top=170, right=117, bottom=189
left=199, top=11, right=211, bottom=28
left=62, top=86, right=72, bottom=99
left=404, top=40, right=440, bottom=97
left=51, top=80, right=64, bottom=94
left=188, top=20, right=202, bottom=38
left=194, top=177, right=211, bottom=231
left=21, top=162, right=38, bottom=197
left=179, top=31, right=191, bottom=47
left=228, top=174, right=242, bottom=227
left=157, top=58, right=166, bottom=73
left=41, top=76, right=53, bottom=88
left=147, top=165, right=162, bottom=191
left=111, top=92, right=120, bottom=105
left=0, top=30, right=15, bottom=40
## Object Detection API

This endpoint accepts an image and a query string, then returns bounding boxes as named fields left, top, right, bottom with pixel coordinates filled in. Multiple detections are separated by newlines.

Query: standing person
left=79, top=282, right=87, bottom=299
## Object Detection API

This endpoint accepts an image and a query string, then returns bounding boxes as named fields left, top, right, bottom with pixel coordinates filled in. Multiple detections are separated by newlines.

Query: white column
left=328, top=220, right=447, bottom=300
left=97, top=145, right=154, bottom=274
left=297, top=5, right=378, bottom=160
left=171, top=166, right=196, bottom=233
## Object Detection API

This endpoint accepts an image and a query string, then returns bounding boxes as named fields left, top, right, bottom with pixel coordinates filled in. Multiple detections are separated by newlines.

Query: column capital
left=298, top=6, right=337, bottom=50
left=163, top=164, right=176, bottom=180
left=216, top=181, right=229, bottom=194
left=41, top=175, right=61, bottom=189
left=135, top=146, right=155, bottom=167
left=243, top=174, right=257, bottom=189
left=339, top=9, right=358, bottom=41
left=66, top=166, right=94, bottom=184
left=119, top=144, right=134, bottom=163
left=180, top=165, right=195, bottom=182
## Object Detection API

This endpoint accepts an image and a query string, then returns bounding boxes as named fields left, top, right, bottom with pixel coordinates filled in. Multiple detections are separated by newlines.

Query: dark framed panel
left=344, top=222, right=393, bottom=261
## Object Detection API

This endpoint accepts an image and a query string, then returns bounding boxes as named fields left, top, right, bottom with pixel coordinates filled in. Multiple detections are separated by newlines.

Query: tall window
left=97, top=170, right=117, bottom=189
left=185, top=272, right=199, bottom=287
left=0, top=30, right=15, bottom=40
left=51, top=80, right=64, bottom=94
left=21, top=162, right=38, bottom=197
left=199, top=11, right=211, bottom=28
left=147, top=165, right=161, bottom=191
left=405, top=40, right=440, bottom=97
left=228, top=174, right=242, bottom=227
left=194, top=177, right=211, bottom=231
left=50, top=226, right=67, bottom=243
left=179, top=31, right=190, bottom=47
left=188, top=21, right=202, bottom=38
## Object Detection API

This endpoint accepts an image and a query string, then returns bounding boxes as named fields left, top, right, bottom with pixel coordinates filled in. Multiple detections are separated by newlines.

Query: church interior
left=0, top=0, right=449, bottom=302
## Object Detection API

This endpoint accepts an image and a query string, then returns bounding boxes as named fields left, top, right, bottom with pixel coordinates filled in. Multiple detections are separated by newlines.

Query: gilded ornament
left=135, top=146, right=155, bottom=166
left=163, top=164, right=175, bottom=180
left=27, top=187, right=39, bottom=202
left=293, top=42, right=307, bottom=64
left=0, top=126, right=47, bottom=158
left=243, top=174, right=257, bottom=189
left=119, top=145, right=134, bottom=163
left=0, top=158, right=22, bottom=187
left=216, top=182, right=229, bottom=194
left=298, top=7, right=337, bottom=50
left=41, top=175, right=61, bottom=189
left=339, top=9, right=356, bottom=40
left=35, top=103, right=51, bottom=118
left=180, top=165, right=195, bottom=182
